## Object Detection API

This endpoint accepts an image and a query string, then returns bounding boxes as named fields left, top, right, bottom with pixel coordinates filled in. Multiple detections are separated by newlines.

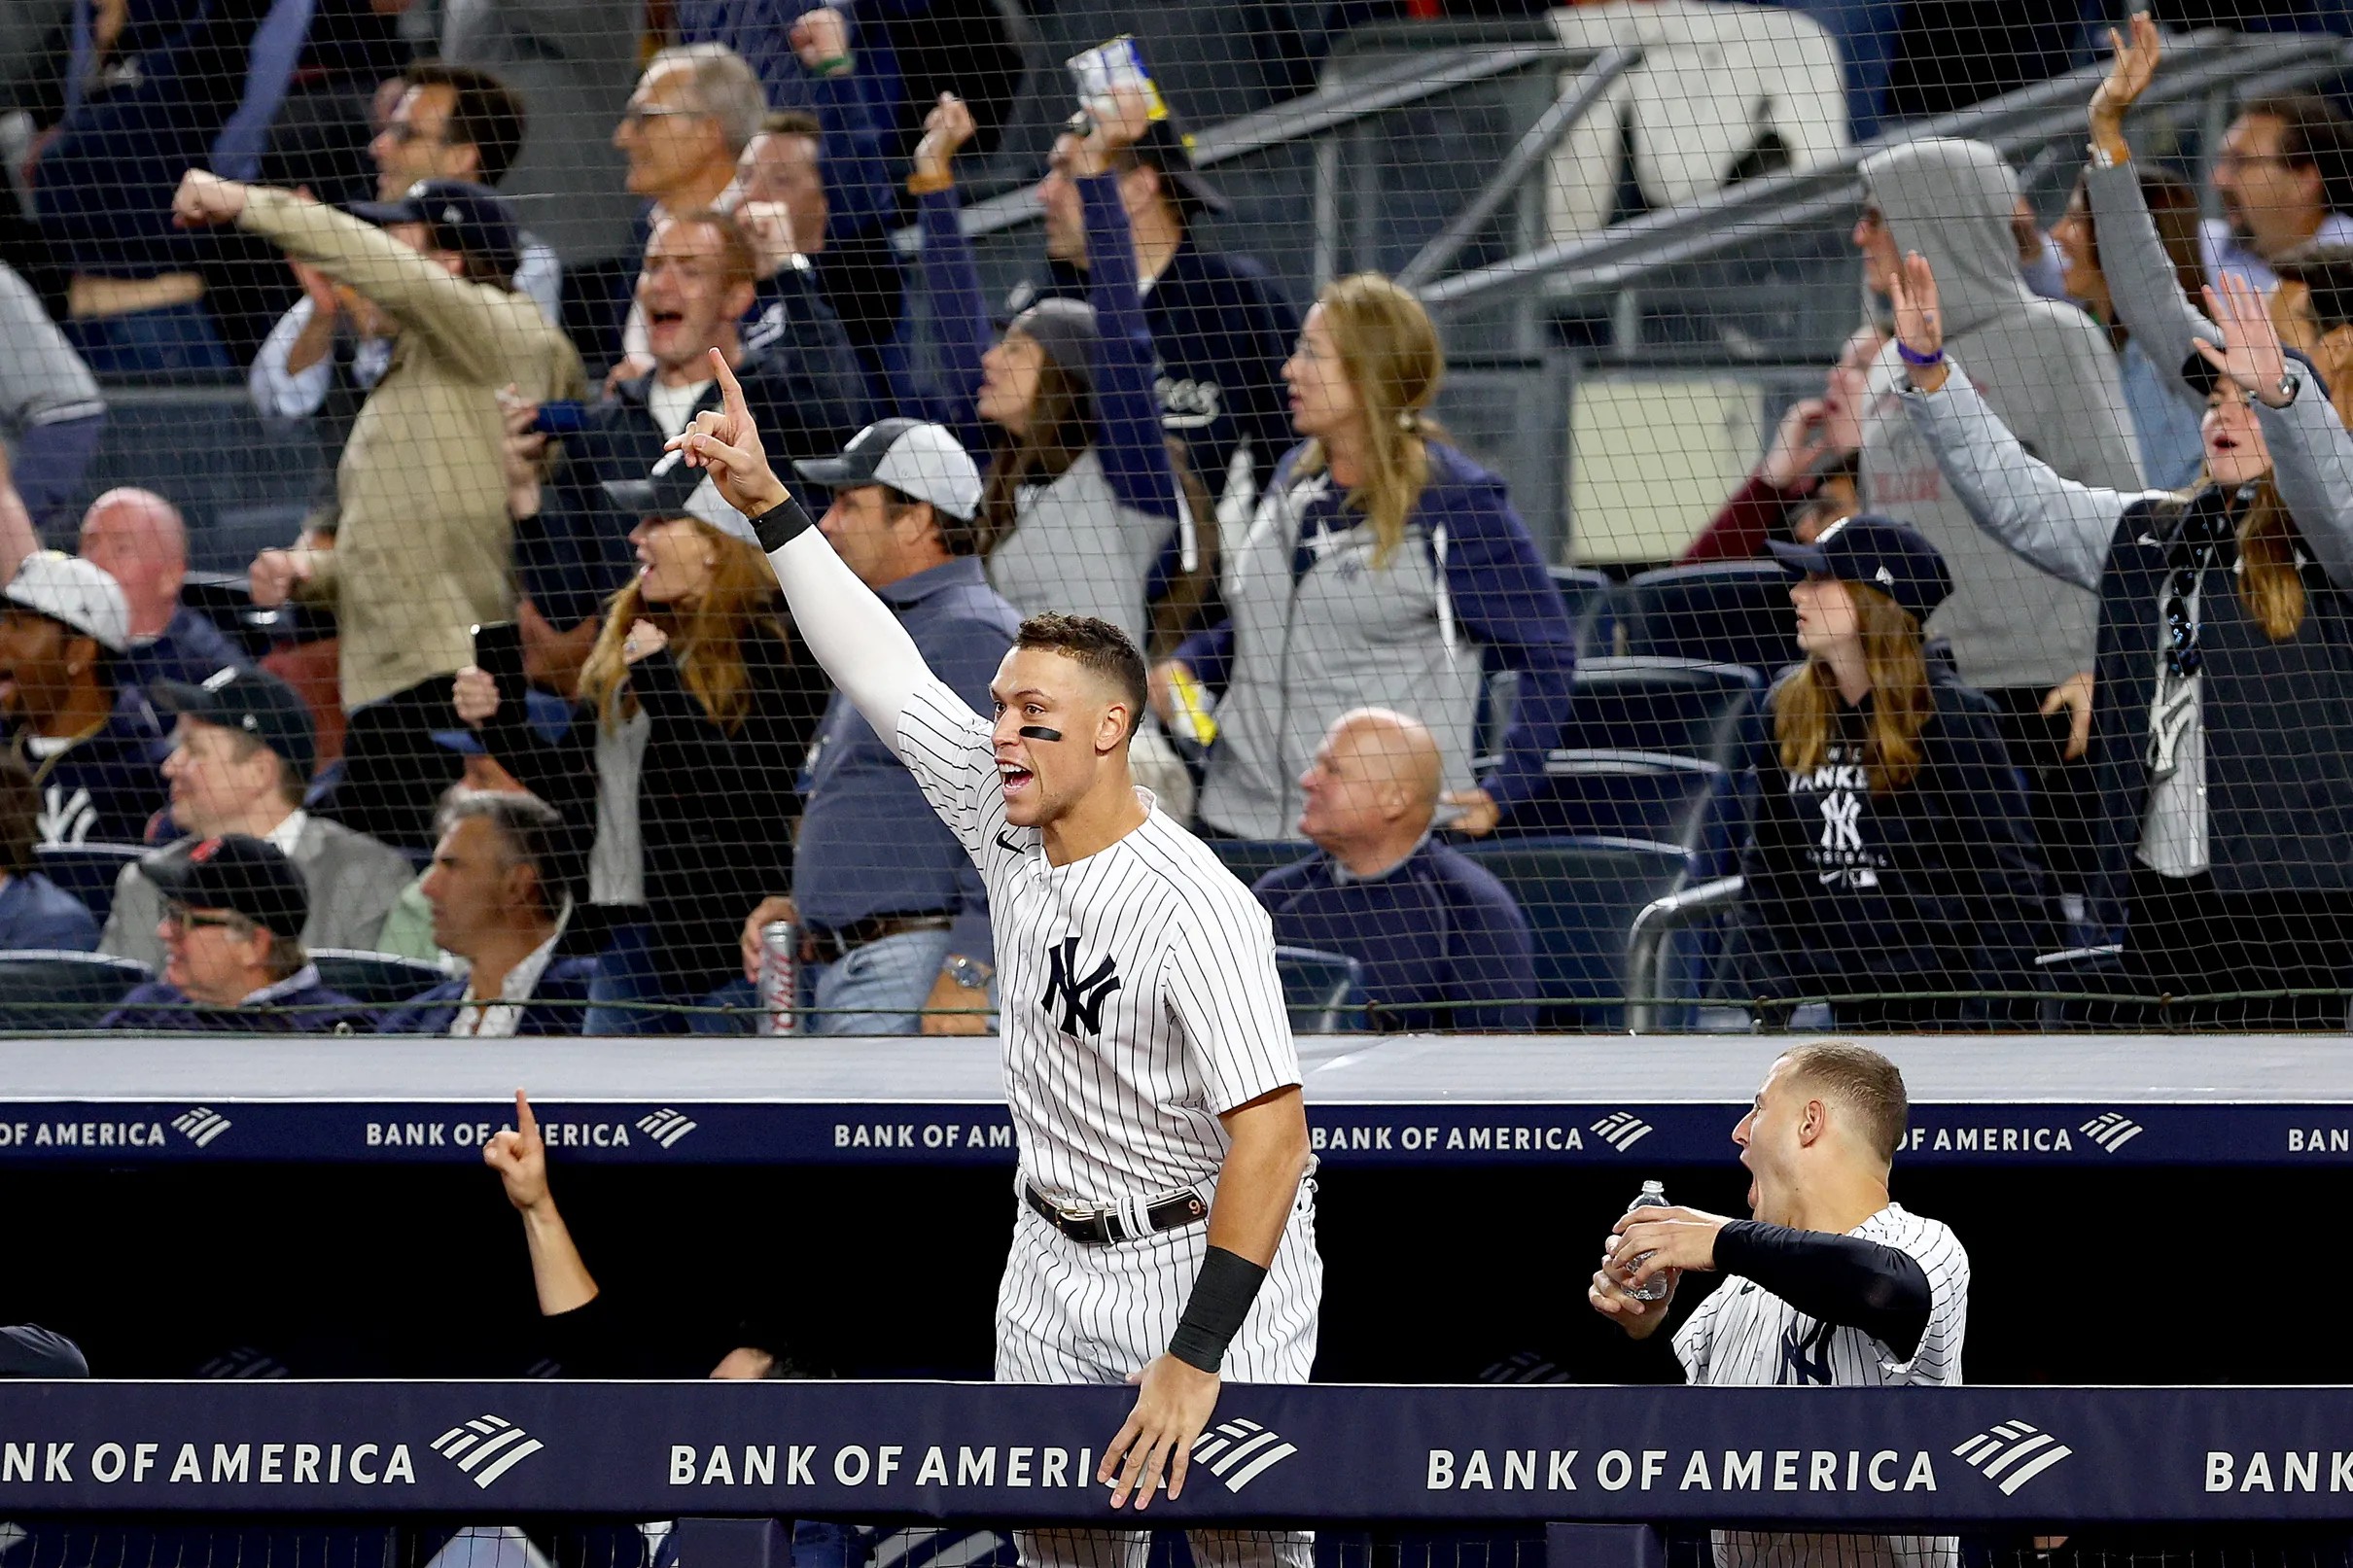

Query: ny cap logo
left=2079, top=1112, right=2145, bottom=1153
left=1040, top=937, right=1121, bottom=1036
left=173, top=1106, right=231, bottom=1147
left=1190, top=1418, right=1297, bottom=1492
left=1875, top=566, right=1896, bottom=589
left=1952, top=1419, right=2074, bottom=1496
left=431, top=1414, right=544, bottom=1490
left=1590, top=1111, right=1653, bottom=1152
left=636, top=1108, right=698, bottom=1148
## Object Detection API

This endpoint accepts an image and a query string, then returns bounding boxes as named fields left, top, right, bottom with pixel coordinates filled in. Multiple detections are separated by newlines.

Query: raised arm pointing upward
left=672, top=352, right=1322, bottom=1553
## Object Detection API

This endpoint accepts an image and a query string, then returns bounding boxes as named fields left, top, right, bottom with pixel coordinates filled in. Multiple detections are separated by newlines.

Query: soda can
left=756, top=920, right=799, bottom=1036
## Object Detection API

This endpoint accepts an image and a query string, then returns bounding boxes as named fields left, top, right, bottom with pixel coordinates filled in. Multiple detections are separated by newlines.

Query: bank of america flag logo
left=2080, top=1112, right=2145, bottom=1153
left=1952, top=1419, right=2074, bottom=1495
left=431, top=1414, right=544, bottom=1489
left=173, top=1107, right=231, bottom=1147
left=636, top=1108, right=697, bottom=1148
left=1190, top=1418, right=1297, bottom=1493
left=1591, top=1111, right=1653, bottom=1152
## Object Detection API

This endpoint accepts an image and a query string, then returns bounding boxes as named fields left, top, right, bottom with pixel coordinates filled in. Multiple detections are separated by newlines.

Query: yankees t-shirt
left=1674, top=1204, right=1970, bottom=1568
left=6, top=691, right=169, bottom=847
left=892, top=678, right=1300, bottom=1206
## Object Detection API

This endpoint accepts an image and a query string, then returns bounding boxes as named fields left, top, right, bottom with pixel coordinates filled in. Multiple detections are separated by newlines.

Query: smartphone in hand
left=473, top=620, right=526, bottom=709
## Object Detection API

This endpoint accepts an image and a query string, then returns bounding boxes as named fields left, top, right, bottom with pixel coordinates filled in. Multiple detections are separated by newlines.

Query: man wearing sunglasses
left=100, top=834, right=369, bottom=1033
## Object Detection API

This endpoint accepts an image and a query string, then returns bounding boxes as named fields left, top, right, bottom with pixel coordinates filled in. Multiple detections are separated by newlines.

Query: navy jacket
left=121, top=607, right=252, bottom=694
left=101, top=975, right=370, bottom=1032
left=6, top=686, right=170, bottom=848
left=1011, top=234, right=1300, bottom=502
left=1253, top=839, right=1537, bottom=1031
left=0, top=871, right=101, bottom=952
left=1734, top=667, right=2054, bottom=1015
left=374, top=956, right=599, bottom=1035
left=2088, top=489, right=2353, bottom=908
left=523, top=332, right=869, bottom=628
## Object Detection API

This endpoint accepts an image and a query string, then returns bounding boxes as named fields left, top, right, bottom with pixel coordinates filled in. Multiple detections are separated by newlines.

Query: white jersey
left=892, top=678, right=1300, bottom=1205
left=1674, top=1204, right=1970, bottom=1568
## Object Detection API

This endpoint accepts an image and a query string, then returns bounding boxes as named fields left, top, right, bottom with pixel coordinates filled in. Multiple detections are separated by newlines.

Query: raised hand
left=1762, top=397, right=1835, bottom=489
left=914, top=93, right=977, bottom=183
left=2090, top=13, right=2160, bottom=140
left=1886, top=251, right=1949, bottom=393
left=171, top=168, right=249, bottom=228
left=790, top=7, right=850, bottom=72
left=669, top=348, right=791, bottom=517
left=482, top=1090, right=550, bottom=1212
left=451, top=666, right=501, bottom=727
left=2195, top=272, right=2294, bottom=407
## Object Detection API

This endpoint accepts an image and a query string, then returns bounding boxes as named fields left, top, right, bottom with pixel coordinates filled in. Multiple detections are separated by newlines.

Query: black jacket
left=521, top=333, right=870, bottom=628
left=1734, top=666, right=2054, bottom=1015
left=476, top=626, right=827, bottom=995
left=2089, top=489, right=2353, bottom=911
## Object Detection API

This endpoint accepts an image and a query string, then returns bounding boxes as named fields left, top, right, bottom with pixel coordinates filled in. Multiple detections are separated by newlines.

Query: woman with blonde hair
left=1733, top=515, right=2051, bottom=1028
left=1152, top=272, right=1578, bottom=840
left=1895, top=247, right=2353, bottom=1028
left=453, top=472, right=827, bottom=1032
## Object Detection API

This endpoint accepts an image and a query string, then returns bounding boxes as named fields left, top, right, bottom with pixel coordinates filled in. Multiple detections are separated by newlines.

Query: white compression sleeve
left=760, top=515, right=936, bottom=748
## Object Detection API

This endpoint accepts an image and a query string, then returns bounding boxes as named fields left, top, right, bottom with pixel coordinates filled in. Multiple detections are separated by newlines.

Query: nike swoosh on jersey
left=995, top=829, right=1027, bottom=854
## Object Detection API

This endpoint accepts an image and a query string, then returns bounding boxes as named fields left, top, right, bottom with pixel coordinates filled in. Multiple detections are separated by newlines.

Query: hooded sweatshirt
left=1858, top=138, right=2144, bottom=690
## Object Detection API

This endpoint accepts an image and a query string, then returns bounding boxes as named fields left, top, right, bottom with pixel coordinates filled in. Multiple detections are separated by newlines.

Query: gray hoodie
left=1859, top=138, right=2145, bottom=690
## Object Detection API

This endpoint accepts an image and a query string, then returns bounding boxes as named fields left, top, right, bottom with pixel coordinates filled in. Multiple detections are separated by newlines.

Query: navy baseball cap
left=136, top=833, right=310, bottom=944
left=155, top=667, right=317, bottom=781
left=1130, top=115, right=1230, bottom=217
left=348, top=179, right=520, bottom=279
left=1768, top=513, right=1953, bottom=622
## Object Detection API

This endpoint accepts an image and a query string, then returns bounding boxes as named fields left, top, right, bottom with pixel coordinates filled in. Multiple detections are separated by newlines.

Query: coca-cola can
left=756, top=920, right=798, bottom=1036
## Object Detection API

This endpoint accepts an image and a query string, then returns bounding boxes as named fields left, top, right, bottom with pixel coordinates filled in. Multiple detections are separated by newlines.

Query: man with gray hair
left=378, top=789, right=594, bottom=1036
left=1250, top=707, right=1535, bottom=1031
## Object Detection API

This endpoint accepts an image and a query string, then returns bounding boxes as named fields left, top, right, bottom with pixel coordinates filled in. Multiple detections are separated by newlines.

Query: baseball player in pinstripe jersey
left=671, top=352, right=1320, bottom=1564
left=1590, top=1041, right=1969, bottom=1568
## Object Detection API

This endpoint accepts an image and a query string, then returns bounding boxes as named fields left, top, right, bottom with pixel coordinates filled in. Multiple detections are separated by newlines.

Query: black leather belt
left=800, top=912, right=954, bottom=964
left=1025, top=1183, right=1208, bottom=1245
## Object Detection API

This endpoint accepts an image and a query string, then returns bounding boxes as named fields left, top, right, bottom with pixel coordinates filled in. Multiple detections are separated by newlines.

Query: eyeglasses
left=379, top=122, right=445, bottom=147
left=162, top=904, right=248, bottom=934
left=2215, top=151, right=2289, bottom=173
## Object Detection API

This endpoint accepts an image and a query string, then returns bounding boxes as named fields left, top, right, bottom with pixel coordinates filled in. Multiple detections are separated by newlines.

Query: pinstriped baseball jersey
left=1673, top=1203, right=1969, bottom=1389
left=893, top=677, right=1301, bottom=1205
left=1673, top=1204, right=1969, bottom=1568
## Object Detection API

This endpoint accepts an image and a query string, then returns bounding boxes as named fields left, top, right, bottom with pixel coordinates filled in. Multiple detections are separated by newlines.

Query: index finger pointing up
left=710, top=347, right=752, bottom=429
left=514, top=1088, right=539, bottom=1140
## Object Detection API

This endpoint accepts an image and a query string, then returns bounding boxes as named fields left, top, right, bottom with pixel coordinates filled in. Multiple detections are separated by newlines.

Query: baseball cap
left=1129, top=114, right=1230, bottom=218
left=2179, top=343, right=2333, bottom=404
left=4, top=552, right=130, bottom=653
left=1767, top=513, right=1954, bottom=622
left=1003, top=298, right=1100, bottom=396
left=347, top=179, right=520, bottom=280
left=137, top=833, right=310, bottom=945
left=154, top=666, right=318, bottom=780
left=601, top=449, right=758, bottom=545
left=792, top=418, right=985, bottom=523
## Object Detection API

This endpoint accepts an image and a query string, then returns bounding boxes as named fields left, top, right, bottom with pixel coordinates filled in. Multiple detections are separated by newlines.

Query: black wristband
left=750, top=495, right=815, bottom=554
left=1167, top=1245, right=1267, bottom=1374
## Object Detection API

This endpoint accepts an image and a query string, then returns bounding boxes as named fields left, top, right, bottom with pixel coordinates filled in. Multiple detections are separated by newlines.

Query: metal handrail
left=1623, top=873, right=1743, bottom=1033
left=1419, top=28, right=2352, bottom=311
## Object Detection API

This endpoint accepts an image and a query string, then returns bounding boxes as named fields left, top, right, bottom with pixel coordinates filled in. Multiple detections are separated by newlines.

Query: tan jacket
left=238, top=189, right=586, bottom=708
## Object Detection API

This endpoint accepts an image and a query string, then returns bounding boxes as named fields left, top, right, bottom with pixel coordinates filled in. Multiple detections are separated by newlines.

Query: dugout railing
left=5, top=1380, right=2353, bottom=1565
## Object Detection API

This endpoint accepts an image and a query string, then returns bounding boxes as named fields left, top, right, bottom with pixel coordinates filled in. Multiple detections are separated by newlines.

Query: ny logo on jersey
left=1818, top=789, right=1863, bottom=854
left=1776, top=1318, right=1836, bottom=1385
left=1040, top=937, right=1122, bottom=1037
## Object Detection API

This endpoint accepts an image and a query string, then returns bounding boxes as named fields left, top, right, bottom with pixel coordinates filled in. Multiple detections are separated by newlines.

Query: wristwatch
left=943, top=955, right=993, bottom=992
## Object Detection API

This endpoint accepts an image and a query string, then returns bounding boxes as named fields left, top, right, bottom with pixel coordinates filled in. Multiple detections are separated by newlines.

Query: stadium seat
left=1553, top=657, right=1763, bottom=768
left=179, top=571, right=277, bottom=662
left=0, top=951, right=154, bottom=1031
left=1211, top=838, right=1313, bottom=891
left=1547, top=565, right=1616, bottom=657
left=76, top=391, right=328, bottom=574
left=307, top=951, right=450, bottom=1007
left=1460, top=835, right=1693, bottom=1028
left=1274, top=946, right=1367, bottom=1033
left=1618, top=561, right=1798, bottom=675
left=33, top=843, right=148, bottom=925
left=1505, top=751, right=1745, bottom=877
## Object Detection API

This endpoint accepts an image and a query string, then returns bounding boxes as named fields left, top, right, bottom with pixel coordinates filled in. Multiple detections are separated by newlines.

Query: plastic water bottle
left=1622, top=1180, right=1672, bottom=1303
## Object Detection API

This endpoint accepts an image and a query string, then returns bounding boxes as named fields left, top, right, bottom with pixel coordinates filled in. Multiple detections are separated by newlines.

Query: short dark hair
left=1778, top=1041, right=1909, bottom=1165
left=1014, top=613, right=1147, bottom=743
left=2243, top=93, right=2353, bottom=216
left=0, top=752, right=38, bottom=878
left=402, top=61, right=529, bottom=189
left=436, top=789, right=570, bottom=919
left=760, top=109, right=821, bottom=141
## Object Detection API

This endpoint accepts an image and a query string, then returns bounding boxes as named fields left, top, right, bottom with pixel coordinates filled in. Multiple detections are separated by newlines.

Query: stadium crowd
left=0, top=2, right=2350, bottom=1035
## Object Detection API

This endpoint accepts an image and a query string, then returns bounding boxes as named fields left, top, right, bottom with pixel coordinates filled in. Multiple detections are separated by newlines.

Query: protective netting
left=4, top=1, right=2353, bottom=1035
